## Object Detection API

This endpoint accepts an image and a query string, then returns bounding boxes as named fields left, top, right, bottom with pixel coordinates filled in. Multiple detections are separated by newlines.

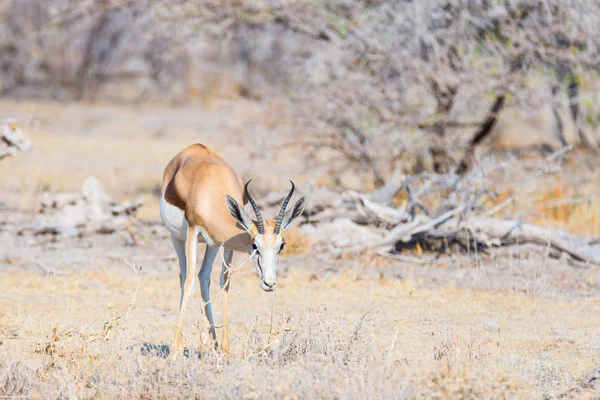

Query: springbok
left=160, top=143, right=305, bottom=359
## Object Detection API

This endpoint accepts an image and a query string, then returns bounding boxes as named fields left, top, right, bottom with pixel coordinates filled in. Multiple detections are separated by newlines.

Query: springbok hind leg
left=171, top=226, right=198, bottom=361
left=220, top=249, right=233, bottom=353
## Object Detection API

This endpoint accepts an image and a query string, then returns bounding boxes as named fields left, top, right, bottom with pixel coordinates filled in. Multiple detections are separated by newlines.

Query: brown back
left=161, top=143, right=248, bottom=245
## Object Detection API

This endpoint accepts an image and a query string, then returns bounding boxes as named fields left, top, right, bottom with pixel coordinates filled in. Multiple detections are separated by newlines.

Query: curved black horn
left=245, top=180, right=264, bottom=234
left=274, top=181, right=295, bottom=234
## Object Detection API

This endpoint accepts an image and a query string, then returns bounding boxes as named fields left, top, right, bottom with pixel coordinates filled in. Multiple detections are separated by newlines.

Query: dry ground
left=1, top=100, right=600, bottom=398
left=1, top=239, right=599, bottom=398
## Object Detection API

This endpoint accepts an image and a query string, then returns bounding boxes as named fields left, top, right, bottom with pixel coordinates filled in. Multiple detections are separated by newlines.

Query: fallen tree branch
left=0, top=119, right=32, bottom=160
left=22, top=176, right=144, bottom=237
left=462, top=218, right=600, bottom=265
left=344, top=190, right=409, bottom=227
left=367, top=169, right=403, bottom=205
left=345, top=205, right=465, bottom=254
left=383, top=206, right=466, bottom=245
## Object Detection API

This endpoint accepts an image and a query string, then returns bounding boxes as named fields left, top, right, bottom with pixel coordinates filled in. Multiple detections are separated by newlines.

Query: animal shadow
left=132, top=343, right=201, bottom=359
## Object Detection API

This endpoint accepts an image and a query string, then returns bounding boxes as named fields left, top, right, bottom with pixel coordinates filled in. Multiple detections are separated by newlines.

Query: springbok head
left=226, top=180, right=305, bottom=291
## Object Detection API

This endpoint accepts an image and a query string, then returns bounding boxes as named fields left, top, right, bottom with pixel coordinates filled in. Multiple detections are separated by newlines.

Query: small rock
left=484, top=320, right=501, bottom=332
left=552, top=328, right=567, bottom=336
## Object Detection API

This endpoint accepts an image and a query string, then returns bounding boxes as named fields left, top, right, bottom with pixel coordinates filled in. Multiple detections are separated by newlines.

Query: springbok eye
left=252, top=243, right=258, bottom=253
left=279, top=242, right=286, bottom=253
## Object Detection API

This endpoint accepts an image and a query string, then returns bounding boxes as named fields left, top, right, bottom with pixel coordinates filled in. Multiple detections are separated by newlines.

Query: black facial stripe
left=256, top=257, right=263, bottom=276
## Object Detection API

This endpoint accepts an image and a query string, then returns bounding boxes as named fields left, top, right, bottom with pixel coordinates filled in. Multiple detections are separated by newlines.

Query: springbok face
left=226, top=181, right=305, bottom=292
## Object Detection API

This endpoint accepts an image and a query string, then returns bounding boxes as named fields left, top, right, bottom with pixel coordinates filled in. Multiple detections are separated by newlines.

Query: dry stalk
left=123, top=259, right=142, bottom=321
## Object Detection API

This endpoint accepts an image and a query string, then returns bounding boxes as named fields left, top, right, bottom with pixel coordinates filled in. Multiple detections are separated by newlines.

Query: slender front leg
left=220, top=249, right=233, bottom=353
left=171, top=226, right=198, bottom=361
left=198, top=245, right=220, bottom=349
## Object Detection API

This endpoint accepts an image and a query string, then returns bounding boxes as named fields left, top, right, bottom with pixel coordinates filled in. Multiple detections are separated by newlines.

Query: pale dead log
left=0, top=119, right=32, bottom=160
left=463, top=218, right=600, bottom=265
left=303, top=218, right=384, bottom=254
left=111, top=199, right=144, bottom=216
left=89, top=216, right=128, bottom=234
left=305, top=186, right=341, bottom=215
left=308, top=208, right=360, bottom=224
left=30, top=176, right=144, bottom=236
left=567, top=258, right=595, bottom=269
left=344, top=190, right=409, bottom=227
left=366, top=169, right=404, bottom=205
left=383, top=206, right=466, bottom=245
left=39, top=193, right=82, bottom=212
left=0, top=148, right=11, bottom=160
left=588, top=236, right=600, bottom=245
left=346, top=205, right=465, bottom=254
left=429, top=223, right=502, bottom=248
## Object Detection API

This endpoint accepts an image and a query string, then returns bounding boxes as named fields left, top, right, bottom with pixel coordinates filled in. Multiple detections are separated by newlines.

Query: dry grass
left=1, top=267, right=599, bottom=398
left=524, top=181, right=600, bottom=237
left=480, top=176, right=600, bottom=237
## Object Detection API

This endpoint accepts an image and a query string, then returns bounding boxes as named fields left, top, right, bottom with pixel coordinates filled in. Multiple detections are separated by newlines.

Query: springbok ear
left=226, top=195, right=254, bottom=232
left=281, top=197, right=306, bottom=230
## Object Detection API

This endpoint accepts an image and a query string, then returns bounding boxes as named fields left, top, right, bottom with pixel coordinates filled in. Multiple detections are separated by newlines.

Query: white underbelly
left=160, top=194, right=188, bottom=241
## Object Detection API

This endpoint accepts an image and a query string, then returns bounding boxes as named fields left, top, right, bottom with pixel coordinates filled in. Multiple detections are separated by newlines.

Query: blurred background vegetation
left=2, top=0, right=600, bottom=181
left=2, top=5, right=600, bottom=398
